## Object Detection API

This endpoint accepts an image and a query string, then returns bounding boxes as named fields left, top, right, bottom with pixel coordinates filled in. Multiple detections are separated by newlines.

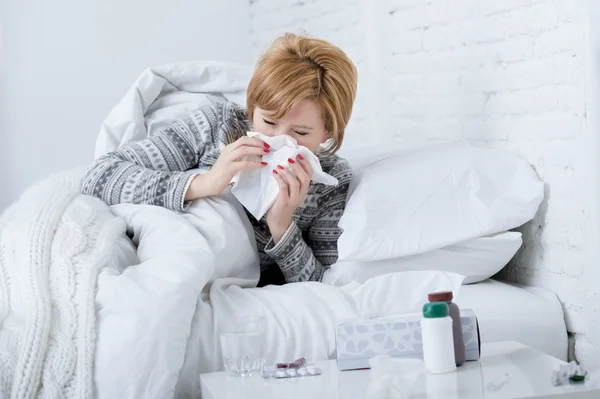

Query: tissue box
left=335, top=309, right=480, bottom=371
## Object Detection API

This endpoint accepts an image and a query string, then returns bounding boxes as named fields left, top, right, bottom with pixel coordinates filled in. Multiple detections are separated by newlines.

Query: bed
left=90, top=206, right=567, bottom=398
left=85, top=62, right=566, bottom=398
left=0, top=61, right=565, bottom=399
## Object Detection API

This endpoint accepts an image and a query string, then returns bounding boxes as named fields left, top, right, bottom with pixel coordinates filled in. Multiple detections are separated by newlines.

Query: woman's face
left=252, top=99, right=329, bottom=153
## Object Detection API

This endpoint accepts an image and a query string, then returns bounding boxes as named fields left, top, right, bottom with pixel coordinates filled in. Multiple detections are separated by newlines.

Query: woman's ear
left=321, top=132, right=332, bottom=144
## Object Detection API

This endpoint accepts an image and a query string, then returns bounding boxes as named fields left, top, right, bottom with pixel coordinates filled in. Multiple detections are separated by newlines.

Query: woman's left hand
left=266, top=154, right=313, bottom=243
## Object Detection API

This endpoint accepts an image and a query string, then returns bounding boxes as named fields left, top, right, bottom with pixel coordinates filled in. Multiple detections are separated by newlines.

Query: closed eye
left=263, top=119, right=276, bottom=125
left=294, top=131, right=309, bottom=136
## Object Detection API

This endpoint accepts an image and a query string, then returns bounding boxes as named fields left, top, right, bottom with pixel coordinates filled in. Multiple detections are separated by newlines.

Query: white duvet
left=91, top=62, right=465, bottom=399
left=94, top=197, right=463, bottom=399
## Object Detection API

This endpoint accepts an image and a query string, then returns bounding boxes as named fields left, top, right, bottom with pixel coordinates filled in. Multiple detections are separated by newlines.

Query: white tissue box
left=335, top=309, right=480, bottom=371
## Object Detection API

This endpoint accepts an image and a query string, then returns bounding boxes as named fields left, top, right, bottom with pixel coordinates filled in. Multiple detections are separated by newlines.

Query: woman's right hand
left=185, top=136, right=269, bottom=200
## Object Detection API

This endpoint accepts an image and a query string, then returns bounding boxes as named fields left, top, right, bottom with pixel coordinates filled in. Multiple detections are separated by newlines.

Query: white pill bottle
left=421, top=301, right=457, bottom=374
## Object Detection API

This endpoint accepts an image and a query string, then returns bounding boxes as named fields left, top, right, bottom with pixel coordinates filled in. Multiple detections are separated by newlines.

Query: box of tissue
left=335, top=309, right=480, bottom=371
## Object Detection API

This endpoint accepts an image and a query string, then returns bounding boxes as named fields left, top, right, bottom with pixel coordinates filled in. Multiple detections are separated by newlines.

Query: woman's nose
left=273, top=127, right=287, bottom=137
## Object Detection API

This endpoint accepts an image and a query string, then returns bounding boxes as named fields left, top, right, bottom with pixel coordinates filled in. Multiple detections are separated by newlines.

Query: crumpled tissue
left=366, top=355, right=426, bottom=399
left=230, top=132, right=338, bottom=220
left=551, top=361, right=588, bottom=386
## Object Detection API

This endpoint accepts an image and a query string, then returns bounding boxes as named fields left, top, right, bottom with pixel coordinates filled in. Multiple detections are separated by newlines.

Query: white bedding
left=94, top=205, right=567, bottom=398
left=88, top=62, right=566, bottom=399
left=456, top=279, right=568, bottom=361
left=93, top=190, right=466, bottom=399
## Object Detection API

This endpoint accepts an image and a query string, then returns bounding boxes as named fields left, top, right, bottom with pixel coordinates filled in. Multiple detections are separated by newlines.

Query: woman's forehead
left=259, top=99, right=323, bottom=122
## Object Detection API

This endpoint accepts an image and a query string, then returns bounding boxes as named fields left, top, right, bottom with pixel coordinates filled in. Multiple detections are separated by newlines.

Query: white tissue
left=230, top=132, right=338, bottom=220
left=367, top=355, right=426, bottom=399
left=551, top=361, right=588, bottom=386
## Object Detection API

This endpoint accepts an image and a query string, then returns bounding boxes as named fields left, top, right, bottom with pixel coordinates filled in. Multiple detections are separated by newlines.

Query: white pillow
left=323, top=231, right=522, bottom=286
left=337, top=143, right=543, bottom=261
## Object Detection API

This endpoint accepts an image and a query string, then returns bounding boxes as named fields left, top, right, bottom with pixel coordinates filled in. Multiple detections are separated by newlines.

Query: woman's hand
left=185, top=136, right=269, bottom=200
left=267, top=154, right=313, bottom=243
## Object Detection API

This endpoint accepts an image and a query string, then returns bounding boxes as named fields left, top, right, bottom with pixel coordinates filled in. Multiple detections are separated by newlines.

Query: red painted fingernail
left=298, top=154, right=304, bottom=160
left=288, top=158, right=295, bottom=164
left=277, top=165, right=284, bottom=170
left=264, top=148, right=270, bottom=153
left=261, top=162, right=267, bottom=166
left=264, top=143, right=270, bottom=149
left=273, top=169, right=278, bottom=174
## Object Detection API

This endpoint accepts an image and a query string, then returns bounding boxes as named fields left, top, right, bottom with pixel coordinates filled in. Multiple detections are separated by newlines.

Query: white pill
left=286, top=369, right=298, bottom=377
left=276, top=370, right=287, bottom=378
left=297, top=368, right=308, bottom=376
left=306, top=366, right=317, bottom=374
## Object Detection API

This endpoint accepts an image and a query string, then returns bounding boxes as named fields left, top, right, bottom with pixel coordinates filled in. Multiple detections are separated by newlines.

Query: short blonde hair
left=247, top=33, right=358, bottom=154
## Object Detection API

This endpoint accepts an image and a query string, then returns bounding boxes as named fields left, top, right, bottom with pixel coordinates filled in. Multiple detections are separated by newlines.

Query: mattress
left=455, top=279, right=568, bottom=361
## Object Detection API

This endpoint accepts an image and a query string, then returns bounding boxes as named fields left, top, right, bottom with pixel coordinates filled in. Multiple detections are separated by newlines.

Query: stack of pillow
left=323, top=142, right=544, bottom=286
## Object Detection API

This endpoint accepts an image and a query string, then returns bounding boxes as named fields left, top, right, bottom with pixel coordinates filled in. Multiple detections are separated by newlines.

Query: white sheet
left=94, top=187, right=262, bottom=399
left=94, top=208, right=567, bottom=398
left=93, top=189, right=465, bottom=399
left=456, top=279, right=568, bottom=361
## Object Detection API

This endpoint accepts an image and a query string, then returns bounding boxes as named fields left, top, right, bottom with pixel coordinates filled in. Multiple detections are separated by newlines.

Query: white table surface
left=200, top=341, right=600, bottom=399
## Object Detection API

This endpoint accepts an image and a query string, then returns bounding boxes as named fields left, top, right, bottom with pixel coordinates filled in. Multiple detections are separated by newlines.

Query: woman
left=81, top=33, right=358, bottom=286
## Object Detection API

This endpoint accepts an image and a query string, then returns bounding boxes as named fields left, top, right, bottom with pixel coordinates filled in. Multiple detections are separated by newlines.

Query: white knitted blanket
left=0, top=169, right=125, bottom=399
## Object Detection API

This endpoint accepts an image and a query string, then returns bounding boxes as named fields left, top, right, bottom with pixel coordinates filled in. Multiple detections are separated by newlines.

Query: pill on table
left=286, top=369, right=298, bottom=377
left=276, top=369, right=287, bottom=378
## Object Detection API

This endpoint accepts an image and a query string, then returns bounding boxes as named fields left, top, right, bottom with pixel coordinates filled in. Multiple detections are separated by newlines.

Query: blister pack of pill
left=262, top=358, right=322, bottom=379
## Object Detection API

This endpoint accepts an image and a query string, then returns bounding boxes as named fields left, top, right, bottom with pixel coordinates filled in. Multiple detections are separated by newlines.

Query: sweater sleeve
left=264, top=177, right=351, bottom=283
left=80, top=103, right=246, bottom=211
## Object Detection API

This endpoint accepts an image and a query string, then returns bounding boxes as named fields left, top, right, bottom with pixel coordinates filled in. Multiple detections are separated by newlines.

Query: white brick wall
left=249, top=0, right=600, bottom=367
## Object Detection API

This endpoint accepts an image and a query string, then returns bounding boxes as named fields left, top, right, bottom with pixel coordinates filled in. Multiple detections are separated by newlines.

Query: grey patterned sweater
left=80, top=101, right=353, bottom=285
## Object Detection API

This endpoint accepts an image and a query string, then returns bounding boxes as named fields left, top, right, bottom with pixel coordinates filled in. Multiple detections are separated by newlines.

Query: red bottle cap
left=428, top=291, right=453, bottom=302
